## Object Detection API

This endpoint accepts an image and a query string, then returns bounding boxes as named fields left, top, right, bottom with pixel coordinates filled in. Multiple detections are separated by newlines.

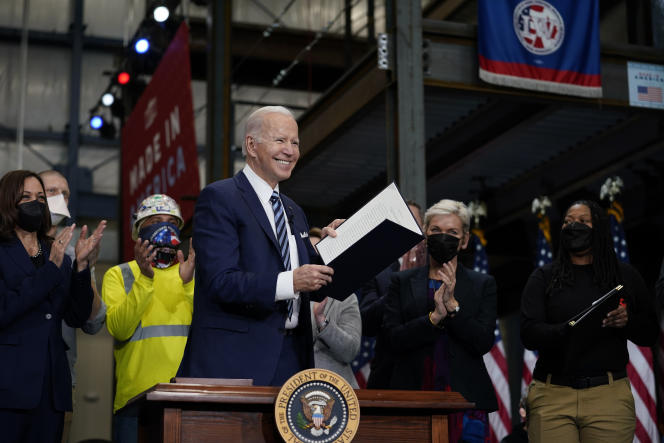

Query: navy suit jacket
left=177, top=171, right=319, bottom=385
left=384, top=265, right=498, bottom=411
left=0, top=237, right=93, bottom=411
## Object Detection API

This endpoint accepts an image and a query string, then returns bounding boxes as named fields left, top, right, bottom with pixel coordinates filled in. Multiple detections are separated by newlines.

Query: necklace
left=30, top=243, right=42, bottom=258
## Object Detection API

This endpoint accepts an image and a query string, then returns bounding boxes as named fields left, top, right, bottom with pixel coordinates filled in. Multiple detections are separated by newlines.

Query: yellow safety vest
left=102, top=261, right=194, bottom=412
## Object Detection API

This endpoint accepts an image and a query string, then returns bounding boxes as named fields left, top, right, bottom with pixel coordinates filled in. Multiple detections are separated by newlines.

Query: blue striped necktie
left=270, top=191, right=293, bottom=319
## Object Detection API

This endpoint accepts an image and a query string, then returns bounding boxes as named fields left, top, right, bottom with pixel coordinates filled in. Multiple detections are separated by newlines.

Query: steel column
left=394, top=0, right=426, bottom=207
left=67, top=0, right=84, bottom=217
left=206, top=0, right=232, bottom=183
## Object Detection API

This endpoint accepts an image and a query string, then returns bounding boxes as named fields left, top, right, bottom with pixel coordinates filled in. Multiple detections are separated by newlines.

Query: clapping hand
left=313, top=297, right=329, bottom=327
left=439, top=261, right=459, bottom=313
left=49, top=225, right=75, bottom=268
left=134, top=239, right=156, bottom=279
left=178, top=238, right=196, bottom=284
left=75, top=220, right=107, bottom=272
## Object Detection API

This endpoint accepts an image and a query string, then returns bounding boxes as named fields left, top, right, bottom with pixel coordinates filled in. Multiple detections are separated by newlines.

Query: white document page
left=316, top=183, right=422, bottom=264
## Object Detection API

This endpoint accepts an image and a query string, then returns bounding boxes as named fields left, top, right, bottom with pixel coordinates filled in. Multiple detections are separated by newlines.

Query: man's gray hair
left=424, top=199, right=471, bottom=233
left=38, top=169, right=67, bottom=181
left=242, top=106, right=295, bottom=156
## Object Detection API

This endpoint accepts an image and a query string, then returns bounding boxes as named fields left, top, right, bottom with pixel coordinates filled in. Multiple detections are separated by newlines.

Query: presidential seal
left=275, top=369, right=360, bottom=443
left=513, top=0, right=564, bottom=56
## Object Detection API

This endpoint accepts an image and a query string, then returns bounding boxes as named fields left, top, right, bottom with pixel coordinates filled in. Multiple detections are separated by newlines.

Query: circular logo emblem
left=513, top=0, right=564, bottom=55
left=275, top=369, right=360, bottom=443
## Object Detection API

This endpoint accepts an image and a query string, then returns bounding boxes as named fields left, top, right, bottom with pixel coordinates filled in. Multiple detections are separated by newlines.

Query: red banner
left=121, top=23, right=199, bottom=261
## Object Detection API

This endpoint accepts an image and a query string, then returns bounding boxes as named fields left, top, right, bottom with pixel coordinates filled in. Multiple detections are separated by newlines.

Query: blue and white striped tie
left=270, top=191, right=293, bottom=319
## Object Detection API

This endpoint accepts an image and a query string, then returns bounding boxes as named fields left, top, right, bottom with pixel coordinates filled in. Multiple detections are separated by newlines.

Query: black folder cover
left=315, top=219, right=424, bottom=301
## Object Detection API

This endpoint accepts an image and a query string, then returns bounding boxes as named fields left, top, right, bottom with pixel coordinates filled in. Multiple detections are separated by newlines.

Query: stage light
left=153, top=6, right=169, bottom=22
left=90, top=115, right=103, bottom=130
left=135, top=38, right=150, bottom=54
left=117, top=71, right=131, bottom=85
left=101, top=92, right=115, bottom=106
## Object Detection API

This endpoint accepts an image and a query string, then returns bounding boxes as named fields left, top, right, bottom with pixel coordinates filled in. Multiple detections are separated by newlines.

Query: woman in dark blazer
left=0, top=170, right=105, bottom=442
left=384, top=199, right=498, bottom=442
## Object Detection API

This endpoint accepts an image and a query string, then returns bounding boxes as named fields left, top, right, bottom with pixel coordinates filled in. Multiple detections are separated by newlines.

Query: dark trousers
left=0, top=360, right=64, bottom=443
left=270, top=333, right=306, bottom=386
left=112, top=402, right=139, bottom=443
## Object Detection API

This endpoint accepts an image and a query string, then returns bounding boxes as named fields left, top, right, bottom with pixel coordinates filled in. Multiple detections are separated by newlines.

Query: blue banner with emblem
left=478, top=0, right=602, bottom=98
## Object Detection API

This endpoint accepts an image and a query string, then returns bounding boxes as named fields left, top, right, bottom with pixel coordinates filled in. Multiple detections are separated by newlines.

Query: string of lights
left=235, top=0, right=364, bottom=125
left=232, top=0, right=299, bottom=77
left=88, top=1, right=178, bottom=138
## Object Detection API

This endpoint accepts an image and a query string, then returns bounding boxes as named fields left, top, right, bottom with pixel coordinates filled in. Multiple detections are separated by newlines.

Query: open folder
left=314, top=182, right=424, bottom=301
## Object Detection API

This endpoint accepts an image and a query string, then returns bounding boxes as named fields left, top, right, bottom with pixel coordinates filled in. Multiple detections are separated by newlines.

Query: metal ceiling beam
left=425, top=97, right=548, bottom=180
left=423, top=0, right=470, bottom=20
left=0, top=26, right=123, bottom=50
left=189, top=20, right=371, bottom=87
left=296, top=50, right=390, bottom=159
left=428, top=106, right=558, bottom=185
left=488, top=112, right=664, bottom=229
left=0, top=125, right=119, bottom=147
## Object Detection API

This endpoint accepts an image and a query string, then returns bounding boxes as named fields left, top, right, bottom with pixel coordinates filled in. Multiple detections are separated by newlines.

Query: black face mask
left=427, top=233, right=460, bottom=264
left=17, top=200, right=46, bottom=233
left=560, top=222, right=593, bottom=253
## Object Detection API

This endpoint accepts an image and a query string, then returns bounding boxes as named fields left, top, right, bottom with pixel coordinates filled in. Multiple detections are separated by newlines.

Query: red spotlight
left=117, top=71, right=131, bottom=85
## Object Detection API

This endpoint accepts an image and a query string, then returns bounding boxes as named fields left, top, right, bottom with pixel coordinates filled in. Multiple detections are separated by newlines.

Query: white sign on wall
left=627, top=62, right=664, bottom=109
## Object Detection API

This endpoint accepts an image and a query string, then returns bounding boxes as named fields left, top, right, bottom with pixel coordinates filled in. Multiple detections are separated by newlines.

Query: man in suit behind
left=178, top=106, right=340, bottom=386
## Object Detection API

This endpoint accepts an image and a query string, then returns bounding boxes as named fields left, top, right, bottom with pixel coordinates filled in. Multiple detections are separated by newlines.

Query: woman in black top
left=521, top=200, right=657, bottom=443
left=384, top=199, right=497, bottom=442
left=0, top=170, right=105, bottom=442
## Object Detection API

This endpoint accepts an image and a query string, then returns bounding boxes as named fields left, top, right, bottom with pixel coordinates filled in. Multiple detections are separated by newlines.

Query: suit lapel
left=454, top=265, right=470, bottom=305
left=409, top=266, right=429, bottom=315
left=281, top=195, right=310, bottom=266
left=234, top=172, right=280, bottom=253
left=4, top=237, right=35, bottom=276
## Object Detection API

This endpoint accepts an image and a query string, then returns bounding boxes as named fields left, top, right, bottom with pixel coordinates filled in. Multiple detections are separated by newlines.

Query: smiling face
left=245, top=112, right=300, bottom=188
left=20, top=176, right=47, bottom=206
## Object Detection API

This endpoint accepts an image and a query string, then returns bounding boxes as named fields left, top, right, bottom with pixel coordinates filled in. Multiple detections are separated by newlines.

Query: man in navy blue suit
left=178, top=106, right=340, bottom=386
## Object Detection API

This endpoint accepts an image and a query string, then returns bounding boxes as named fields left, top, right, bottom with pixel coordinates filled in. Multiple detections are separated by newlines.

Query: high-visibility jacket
left=102, top=261, right=194, bottom=412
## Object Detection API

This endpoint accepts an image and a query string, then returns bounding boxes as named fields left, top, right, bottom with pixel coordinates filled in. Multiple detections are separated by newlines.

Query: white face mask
left=47, top=193, right=71, bottom=226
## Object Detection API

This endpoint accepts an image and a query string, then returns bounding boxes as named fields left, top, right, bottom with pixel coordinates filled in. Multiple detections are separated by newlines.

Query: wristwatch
left=317, top=318, right=329, bottom=332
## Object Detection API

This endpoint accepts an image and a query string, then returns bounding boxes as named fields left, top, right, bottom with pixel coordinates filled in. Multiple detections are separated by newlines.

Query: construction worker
left=102, top=194, right=194, bottom=443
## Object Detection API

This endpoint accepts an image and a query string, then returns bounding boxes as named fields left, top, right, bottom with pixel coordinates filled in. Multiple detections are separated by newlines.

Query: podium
left=134, top=383, right=474, bottom=442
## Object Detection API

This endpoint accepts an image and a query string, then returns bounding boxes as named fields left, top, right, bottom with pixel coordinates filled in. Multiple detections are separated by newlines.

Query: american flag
left=608, top=200, right=659, bottom=443
left=472, top=230, right=512, bottom=442
left=351, top=337, right=375, bottom=388
left=637, top=85, right=663, bottom=103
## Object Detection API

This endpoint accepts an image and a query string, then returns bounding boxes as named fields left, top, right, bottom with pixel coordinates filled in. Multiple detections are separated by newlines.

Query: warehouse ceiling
left=1, top=0, right=662, bottom=288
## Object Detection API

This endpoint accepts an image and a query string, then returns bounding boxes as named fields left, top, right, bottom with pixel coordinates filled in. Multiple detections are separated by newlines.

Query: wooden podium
left=134, top=383, right=473, bottom=442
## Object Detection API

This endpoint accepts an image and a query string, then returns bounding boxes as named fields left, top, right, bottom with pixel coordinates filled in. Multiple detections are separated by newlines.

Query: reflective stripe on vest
left=127, top=323, right=190, bottom=342
left=119, top=262, right=134, bottom=295
left=116, top=262, right=189, bottom=344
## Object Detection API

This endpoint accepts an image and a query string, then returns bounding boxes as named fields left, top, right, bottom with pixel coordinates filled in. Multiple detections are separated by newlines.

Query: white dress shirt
left=243, top=165, right=301, bottom=328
